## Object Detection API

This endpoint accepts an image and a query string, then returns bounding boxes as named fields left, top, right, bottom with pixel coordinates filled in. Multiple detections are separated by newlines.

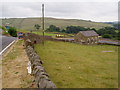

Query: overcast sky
left=0, top=0, right=119, bottom=22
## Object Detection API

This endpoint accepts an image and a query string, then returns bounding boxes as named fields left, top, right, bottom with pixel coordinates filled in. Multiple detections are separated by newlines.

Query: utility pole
left=42, top=4, right=45, bottom=45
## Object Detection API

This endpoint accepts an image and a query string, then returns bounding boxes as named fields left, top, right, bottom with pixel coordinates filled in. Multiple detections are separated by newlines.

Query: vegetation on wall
left=0, top=26, right=6, bottom=31
left=8, top=27, right=17, bottom=37
left=0, top=26, right=9, bottom=35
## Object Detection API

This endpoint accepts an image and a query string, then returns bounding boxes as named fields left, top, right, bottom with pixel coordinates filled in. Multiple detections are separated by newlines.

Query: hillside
left=1, top=17, right=113, bottom=30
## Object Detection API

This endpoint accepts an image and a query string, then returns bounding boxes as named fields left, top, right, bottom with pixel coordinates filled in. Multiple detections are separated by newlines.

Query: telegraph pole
left=42, top=4, right=45, bottom=45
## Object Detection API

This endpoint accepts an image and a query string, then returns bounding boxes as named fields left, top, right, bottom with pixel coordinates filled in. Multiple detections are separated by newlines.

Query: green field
left=32, top=31, right=57, bottom=38
left=1, top=17, right=113, bottom=30
left=16, top=29, right=58, bottom=37
left=34, top=41, right=118, bottom=88
left=17, top=29, right=73, bottom=38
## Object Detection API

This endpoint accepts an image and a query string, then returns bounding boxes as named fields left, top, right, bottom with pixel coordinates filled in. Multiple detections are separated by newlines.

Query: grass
left=3, top=40, right=23, bottom=61
left=17, top=29, right=57, bottom=38
left=34, top=41, right=118, bottom=88
left=17, top=29, right=30, bottom=33
left=17, top=29, right=74, bottom=38
left=32, top=31, right=57, bottom=38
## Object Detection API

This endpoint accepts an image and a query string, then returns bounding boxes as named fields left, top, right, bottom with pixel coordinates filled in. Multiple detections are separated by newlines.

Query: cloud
left=2, top=2, right=42, bottom=17
left=1, top=0, right=119, bottom=2
left=1, top=1, right=118, bottom=22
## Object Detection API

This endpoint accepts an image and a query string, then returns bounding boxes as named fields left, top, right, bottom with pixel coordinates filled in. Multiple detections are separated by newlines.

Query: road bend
left=0, top=34, right=16, bottom=53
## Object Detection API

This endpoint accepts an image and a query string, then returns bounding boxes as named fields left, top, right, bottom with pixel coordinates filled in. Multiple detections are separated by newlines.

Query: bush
left=102, top=34, right=112, bottom=39
left=8, top=27, right=17, bottom=37
left=34, top=24, right=41, bottom=30
left=0, top=26, right=6, bottom=31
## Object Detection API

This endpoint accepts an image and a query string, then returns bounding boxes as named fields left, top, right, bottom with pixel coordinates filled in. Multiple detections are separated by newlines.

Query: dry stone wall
left=23, top=33, right=73, bottom=45
left=24, top=33, right=53, bottom=44
left=24, top=33, right=57, bottom=88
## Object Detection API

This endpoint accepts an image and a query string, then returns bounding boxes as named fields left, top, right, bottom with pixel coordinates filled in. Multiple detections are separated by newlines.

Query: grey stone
left=24, top=33, right=57, bottom=88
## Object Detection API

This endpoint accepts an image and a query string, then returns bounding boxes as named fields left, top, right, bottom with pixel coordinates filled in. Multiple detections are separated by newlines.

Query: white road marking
left=0, top=40, right=16, bottom=55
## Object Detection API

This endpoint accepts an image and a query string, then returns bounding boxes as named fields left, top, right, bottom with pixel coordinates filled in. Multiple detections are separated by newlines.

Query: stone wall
left=24, top=33, right=57, bottom=88
left=23, top=33, right=73, bottom=45
left=24, top=33, right=53, bottom=44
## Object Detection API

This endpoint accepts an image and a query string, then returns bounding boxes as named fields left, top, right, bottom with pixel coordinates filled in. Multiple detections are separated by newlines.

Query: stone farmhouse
left=74, top=30, right=99, bottom=45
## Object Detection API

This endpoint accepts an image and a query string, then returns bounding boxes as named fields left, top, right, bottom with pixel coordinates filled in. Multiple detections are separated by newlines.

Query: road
left=99, top=40, right=120, bottom=45
left=55, top=38, right=120, bottom=45
left=0, top=34, right=16, bottom=52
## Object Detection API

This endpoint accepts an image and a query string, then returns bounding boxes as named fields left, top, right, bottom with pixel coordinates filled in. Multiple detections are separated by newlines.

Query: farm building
left=74, top=30, right=99, bottom=45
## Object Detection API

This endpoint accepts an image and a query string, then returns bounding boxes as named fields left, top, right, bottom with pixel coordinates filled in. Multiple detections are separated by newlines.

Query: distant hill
left=1, top=17, right=113, bottom=30
left=102, top=21, right=118, bottom=24
left=103, top=21, right=120, bottom=29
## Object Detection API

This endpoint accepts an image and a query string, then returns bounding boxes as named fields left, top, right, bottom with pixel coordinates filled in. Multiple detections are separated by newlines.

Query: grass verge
left=2, top=40, right=35, bottom=88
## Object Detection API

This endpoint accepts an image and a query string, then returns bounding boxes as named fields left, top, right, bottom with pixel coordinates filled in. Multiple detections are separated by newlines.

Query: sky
left=0, top=0, right=119, bottom=22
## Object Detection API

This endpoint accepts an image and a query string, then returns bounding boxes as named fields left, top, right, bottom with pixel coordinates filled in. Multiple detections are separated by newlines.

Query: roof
left=79, top=30, right=98, bottom=37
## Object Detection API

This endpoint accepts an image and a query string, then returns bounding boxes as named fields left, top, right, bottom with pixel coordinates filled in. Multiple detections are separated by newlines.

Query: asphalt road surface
left=0, top=34, right=16, bottom=52
left=99, top=40, right=120, bottom=45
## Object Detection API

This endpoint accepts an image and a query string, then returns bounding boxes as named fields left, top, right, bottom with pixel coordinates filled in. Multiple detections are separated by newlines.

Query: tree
left=61, top=29, right=66, bottom=33
left=117, top=31, right=120, bottom=40
left=65, top=26, right=87, bottom=34
left=46, top=25, right=60, bottom=32
left=34, top=24, right=41, bottom=30
left=97, top=26, right=118, bottom=39
left=90, top=28, right=97, bottom=32
left=8, top=27, right=17, bottom=37
left=97, top=27, right=117, bottom=35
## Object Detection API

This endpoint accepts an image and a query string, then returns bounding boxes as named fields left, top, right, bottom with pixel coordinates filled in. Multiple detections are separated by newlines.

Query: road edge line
left=0, top=40, right=16, bottom=55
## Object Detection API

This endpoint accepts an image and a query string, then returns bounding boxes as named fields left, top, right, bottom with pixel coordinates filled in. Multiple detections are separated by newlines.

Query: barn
left=74, top=30, right=99, bottom=45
